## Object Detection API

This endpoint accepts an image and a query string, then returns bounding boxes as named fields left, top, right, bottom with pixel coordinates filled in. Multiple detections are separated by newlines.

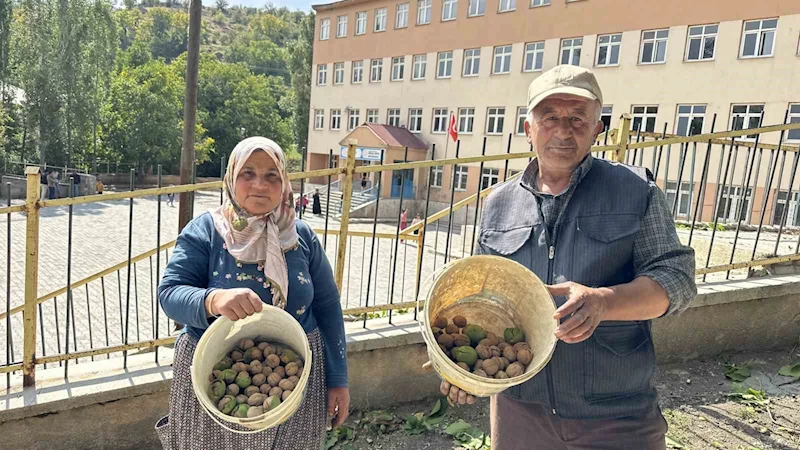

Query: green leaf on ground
left=777, top=362, right=800, bottom=379
left=325, top=425, right=356, bottom=450
left=666, top=436, right=685, bottom=448
left=444, top=420, right=473, bottom=436
left=430, top=397, right=448, bottom=418
left=724, top=364, right=751, bottom=382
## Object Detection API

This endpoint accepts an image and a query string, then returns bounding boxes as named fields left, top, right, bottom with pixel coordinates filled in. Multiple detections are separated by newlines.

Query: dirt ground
left=326, top=348, right=800, bottom=450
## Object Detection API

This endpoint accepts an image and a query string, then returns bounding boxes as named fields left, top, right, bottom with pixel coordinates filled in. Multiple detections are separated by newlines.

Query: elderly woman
left=156, top=137, right=349, bottom=449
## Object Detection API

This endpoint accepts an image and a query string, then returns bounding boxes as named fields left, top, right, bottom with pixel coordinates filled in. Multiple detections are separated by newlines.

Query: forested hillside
left=0, top=0, right=314, bottom=176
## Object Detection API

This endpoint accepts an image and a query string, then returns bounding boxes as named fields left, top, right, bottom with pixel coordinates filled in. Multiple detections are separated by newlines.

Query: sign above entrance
left=340, top=146, right=384, bottom=161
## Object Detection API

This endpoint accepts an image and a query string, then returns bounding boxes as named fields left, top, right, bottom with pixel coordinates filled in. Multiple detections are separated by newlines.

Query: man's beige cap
left=527, top=65, right=603, bottom=114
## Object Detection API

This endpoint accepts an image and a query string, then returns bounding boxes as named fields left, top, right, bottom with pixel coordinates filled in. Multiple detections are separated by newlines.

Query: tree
left=102, top=60, right=213, bottom=175
left=287, top=12, right=313, bottom=154
left=214, top=0, right=227, bottom=12
left=178, top=54, right=291, bottom=177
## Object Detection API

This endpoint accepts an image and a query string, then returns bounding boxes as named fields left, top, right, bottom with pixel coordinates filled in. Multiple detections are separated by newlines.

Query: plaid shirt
left=522, top=155, right=696, bottom=316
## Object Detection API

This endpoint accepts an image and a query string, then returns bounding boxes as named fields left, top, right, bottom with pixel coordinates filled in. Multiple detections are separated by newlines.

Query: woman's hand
left=205, top=288, right=263, bottom=321
left=327, top=387, right=350, bottom=428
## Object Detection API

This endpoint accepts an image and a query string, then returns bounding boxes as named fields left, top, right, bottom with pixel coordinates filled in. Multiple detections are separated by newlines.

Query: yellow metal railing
left=4, top=114, right=800, bottom=387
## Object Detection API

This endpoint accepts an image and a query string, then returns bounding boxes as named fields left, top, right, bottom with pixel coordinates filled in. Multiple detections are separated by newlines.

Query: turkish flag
left=448, top=112, right=458, bottom=142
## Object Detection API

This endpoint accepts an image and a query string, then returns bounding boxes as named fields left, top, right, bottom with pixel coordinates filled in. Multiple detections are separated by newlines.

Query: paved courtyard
left=0, top=189, right=798, bottom=371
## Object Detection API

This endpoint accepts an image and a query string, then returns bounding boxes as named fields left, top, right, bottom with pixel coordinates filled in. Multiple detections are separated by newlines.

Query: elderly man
left=440, top=65, right=697, bottom=449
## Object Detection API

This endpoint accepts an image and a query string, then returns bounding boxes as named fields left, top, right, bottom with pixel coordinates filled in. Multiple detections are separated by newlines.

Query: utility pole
left=178, top=0, right=202, bottom=231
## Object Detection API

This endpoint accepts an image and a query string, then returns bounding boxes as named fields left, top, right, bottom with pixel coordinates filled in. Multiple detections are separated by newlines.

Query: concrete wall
left=2, top=275, right=799, bottom=449
left=1, top=175, right=98, bottom=200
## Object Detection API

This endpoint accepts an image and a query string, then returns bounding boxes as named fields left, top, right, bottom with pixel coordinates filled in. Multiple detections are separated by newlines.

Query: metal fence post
left=614, top=114, right=633, bottom=163
left=23, top=166, right=41, bottom=387
left=334, top=142, right=357, bottom=290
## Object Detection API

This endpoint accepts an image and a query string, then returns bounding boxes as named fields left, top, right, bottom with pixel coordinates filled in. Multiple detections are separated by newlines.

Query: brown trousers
left=490, top=394, right=668, bottom=450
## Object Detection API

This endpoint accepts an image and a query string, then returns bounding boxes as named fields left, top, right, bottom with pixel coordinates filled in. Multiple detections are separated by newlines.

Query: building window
left=454, top=166, right=469, bottom=191
left=336, top=15, right=347, bottom=38
left=442, top=0, right=457, bottom=21
left=481, top=168, right=499, bottom=190
left=463, top=48, right=481, bottom=77
left=355, top=12, right=367, bottom=35
left=640, top=29, right=668, bottom=64
left=665, top=181, right=693, bottom=217
left=391, top=56, right=405, bottom=81
left=600, top=105, right=613, bottom=131
left=317, top=64, right=328, bottom=85
left=366, top=109, right=379, bottom=123
left=330, top=109, right=341, bottom=130
left=387, top=108, right=401, bottom=127
left=631, top=105, right=658, bottom=132
left=686, top=24, right=717, bottom=61
left=596, top=33, right=621, bottom=67
left=716, top=186, right=752, bottom=222
left=347, top=109, right=360, bottom=131
left=788, top=104, right=800, bottom=142
left=408, top=108, right=423, bottom=133
left=437, top=51, right=453, bottom=78
left=432, top=108, right=448, bottom=133
left=468, top=0, right=485, bottom=17
left=560, top=38, right=582, bottom=66
left=314, top=109, right=324, bottom=129
left=516, top=107, right=527, bottom=135
left=730, top=104, right=764, bottom=139
left=320, top=18, right=330, bottom=40
left=523, top=41, right=544, bottom=72
left=370, top=59, right=383, bottom=82
left=374, top=7, right=387, bottom=32
left=676, top=104, right=706, bottom=136
left=351, top=61, right=363, bottom=83
left=417, top=0, right=432, bottom=24
left=431, top=166, right=444, bottom=187
left=396, top=3, right=409, bottom=28
left=531, top=0, right=549, bottom=6
left=458, top=107, right=475, bottom=133
left=333, top=62, right=344, bottom=85
left=773, top=191, right=800, bottom=226
left=486, top=107, right=505, bottom=135
left=499, top=0, right=515, bottom=12
left=492, top=45, right=512, bottom=74
left=741, top=18, right=777, bottom=58
left=412, top=54, right=427, bottom=80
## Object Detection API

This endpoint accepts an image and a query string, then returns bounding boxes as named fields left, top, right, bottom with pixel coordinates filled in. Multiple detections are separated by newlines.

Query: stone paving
left=0, top=188, right=798, bottom=372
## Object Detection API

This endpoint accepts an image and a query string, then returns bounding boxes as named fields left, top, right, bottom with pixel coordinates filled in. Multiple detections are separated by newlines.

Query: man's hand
left=328, top=387, right=350, bottom=428
left=206, top=288, right=263, bottom=321
left=548, top=282, right=608, bottom=344
left=422, top=361, right=476, bottom=405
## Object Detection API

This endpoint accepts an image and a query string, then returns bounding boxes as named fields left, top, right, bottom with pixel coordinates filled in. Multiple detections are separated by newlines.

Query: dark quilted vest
left=478, top=159, right=657, bottom=420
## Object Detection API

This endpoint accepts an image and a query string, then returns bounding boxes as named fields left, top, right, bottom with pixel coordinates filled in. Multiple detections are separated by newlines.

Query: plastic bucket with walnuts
left=190, top=304, right=312, bottom=432
left=420, top=255, right=558, bottom=397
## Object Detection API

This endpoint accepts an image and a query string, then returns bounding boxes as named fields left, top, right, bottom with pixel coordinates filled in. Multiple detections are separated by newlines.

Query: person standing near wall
left=47, top=170, right=59, bottom=199
left=71, top=171, right=81, bottom=197
left=39, top=170, right=48, bottom=200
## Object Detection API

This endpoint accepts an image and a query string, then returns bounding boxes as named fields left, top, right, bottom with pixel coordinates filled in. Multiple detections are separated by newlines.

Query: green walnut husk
left=235, top=371, right=252, bottom=389
left=210, top=380, right=226, bottom=402
left=221, top=369, right=237, bottom=384
left=453, top=346, right=478, bottom=366
left=218, top=395, right=237, bottom=415
left=264, top=395, right=281, bottom=411
left=504, top=327, right=525, bottom=345
left=214, top=358, right=233, bottom=371
left=463, top=324, right=487, bottom=345
left=233, top=404, right=249, bottom=418
left=280, top=349, right=298, bottom=365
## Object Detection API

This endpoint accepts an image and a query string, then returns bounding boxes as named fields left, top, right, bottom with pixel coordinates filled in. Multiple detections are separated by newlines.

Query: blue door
left=390, top=167, right=414, bottom=198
